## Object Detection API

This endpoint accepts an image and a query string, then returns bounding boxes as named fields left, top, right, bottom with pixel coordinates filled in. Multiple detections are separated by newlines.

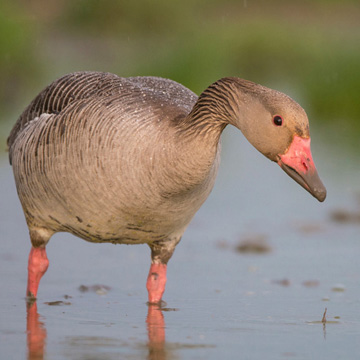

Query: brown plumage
left=8, top=71, right=326, bottom=304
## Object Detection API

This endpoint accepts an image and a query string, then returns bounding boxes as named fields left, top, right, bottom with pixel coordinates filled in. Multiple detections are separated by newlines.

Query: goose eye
left=273, top=115, right=283, bottom=126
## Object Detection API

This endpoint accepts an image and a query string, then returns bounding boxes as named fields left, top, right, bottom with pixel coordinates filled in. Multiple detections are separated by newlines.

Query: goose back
left=7, top=72, right=198, bottom=154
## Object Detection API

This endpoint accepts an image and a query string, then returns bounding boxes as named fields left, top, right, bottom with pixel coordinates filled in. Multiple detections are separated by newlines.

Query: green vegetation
left=1, top=0, right=359, bottom=148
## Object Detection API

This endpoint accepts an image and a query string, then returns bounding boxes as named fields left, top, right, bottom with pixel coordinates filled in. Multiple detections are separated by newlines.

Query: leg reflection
left=146, top=304, right=166, bottom=360
left=26, top=302, right=46, bottom=360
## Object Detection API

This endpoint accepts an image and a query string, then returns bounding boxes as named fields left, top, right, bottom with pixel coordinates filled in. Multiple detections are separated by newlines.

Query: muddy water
left=1, top=129, right=360, bottom=359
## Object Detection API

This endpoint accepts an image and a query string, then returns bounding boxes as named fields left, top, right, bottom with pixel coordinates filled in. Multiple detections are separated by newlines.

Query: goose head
left=231, top=80, right=327, bottom=202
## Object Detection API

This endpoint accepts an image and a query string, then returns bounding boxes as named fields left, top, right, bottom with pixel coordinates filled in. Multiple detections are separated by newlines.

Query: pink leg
left=146, top=263, right=167, bottom=304
left=27, top=247, right=49, bottom=301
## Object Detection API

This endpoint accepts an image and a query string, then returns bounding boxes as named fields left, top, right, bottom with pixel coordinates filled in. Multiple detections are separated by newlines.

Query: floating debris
left=330, top=209, right=360, bottom=224
left=235, top=234, right=272, bottom=254
left=44, top=300, right=71, bottom=306
left=331, top=284, right=346, bottom=292
left=302, top=280, right=320, bottom=288
left=79, top=284, right=112, bottom=295
left=161, top=307, right=180, bottom=312
left=296, top=223, right=324, bottom=234
left=272, top=278, right=291, bottom=287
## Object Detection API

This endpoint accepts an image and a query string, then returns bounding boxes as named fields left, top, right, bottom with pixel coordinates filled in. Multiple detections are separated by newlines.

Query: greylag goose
left=7, top=72, right=326, bottom=304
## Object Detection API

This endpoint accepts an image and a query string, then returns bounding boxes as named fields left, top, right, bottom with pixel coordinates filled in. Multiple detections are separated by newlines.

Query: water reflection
left=26, top=302, right=167, bottom=360
left=26, top=302, right=46, bottom=360
left=146, top=305, right=166, bottom=360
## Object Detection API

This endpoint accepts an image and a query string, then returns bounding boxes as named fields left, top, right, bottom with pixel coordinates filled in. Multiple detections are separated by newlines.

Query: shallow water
left=1, top=129, right=359, bottom=359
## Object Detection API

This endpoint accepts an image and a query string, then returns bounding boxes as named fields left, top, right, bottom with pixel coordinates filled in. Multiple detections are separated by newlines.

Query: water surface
left=1, top=129, right=359, bottom=359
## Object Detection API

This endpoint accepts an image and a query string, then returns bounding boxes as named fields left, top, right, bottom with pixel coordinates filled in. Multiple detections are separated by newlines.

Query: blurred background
left=1, top=3, right=360, bottom=359
left=0, top=0, right=359, bottom=151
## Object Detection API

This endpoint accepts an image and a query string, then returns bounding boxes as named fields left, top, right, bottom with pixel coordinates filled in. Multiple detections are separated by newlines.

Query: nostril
left=302, top=161, right=308, bottom=171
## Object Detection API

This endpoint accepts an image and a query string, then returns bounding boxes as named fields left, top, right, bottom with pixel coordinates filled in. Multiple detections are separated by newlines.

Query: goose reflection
left=146, top=304, right=166, bottom=360
left=26, top=302, right=46, bottom=360
left=26, top=301, right=168, bottom=360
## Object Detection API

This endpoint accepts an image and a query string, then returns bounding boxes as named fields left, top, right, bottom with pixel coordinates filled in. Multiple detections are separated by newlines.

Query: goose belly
left=10, top=109, right=219, bottom=245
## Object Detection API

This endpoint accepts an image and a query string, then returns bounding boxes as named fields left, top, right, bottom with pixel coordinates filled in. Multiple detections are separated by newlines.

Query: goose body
left=8, top=71, right=326, bottom=303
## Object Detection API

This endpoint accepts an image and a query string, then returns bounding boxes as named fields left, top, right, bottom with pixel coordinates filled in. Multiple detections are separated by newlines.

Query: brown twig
left=321, top=308, right=327, bottom=323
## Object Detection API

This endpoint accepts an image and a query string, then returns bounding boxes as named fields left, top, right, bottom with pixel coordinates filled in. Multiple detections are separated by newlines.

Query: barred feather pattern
left=8, top=72, right=223, bottom=251
left=8, top=71, right=310, bottom=261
